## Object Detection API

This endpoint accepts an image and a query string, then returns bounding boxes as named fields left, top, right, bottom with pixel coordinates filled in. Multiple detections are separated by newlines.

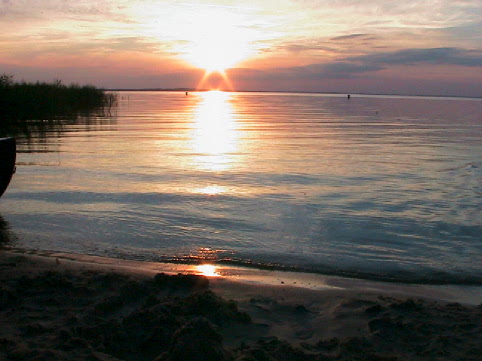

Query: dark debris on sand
left=0, top=256, right=481, bottom=361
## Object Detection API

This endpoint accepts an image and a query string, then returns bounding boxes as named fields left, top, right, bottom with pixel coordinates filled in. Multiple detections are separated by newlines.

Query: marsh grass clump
left=0, top=74, right=117, bottom=121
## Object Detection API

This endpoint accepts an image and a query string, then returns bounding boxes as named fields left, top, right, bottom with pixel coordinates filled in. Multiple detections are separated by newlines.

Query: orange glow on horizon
left=197, top=70, right=234, bottom=91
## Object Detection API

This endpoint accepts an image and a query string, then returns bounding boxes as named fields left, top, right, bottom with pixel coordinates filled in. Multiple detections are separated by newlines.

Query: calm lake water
left=2, top=91, right=482, bottom=284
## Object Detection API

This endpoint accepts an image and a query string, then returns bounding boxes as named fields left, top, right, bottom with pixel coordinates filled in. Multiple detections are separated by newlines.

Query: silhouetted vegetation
left=0, top=74, right=117, bottom=122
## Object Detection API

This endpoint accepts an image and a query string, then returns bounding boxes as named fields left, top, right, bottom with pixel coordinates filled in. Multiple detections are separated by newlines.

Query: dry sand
left=0, top=249, right=481, bottom=361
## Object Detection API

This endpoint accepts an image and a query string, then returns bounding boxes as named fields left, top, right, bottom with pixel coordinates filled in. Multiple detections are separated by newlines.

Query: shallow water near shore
left=1, top=91, right=482, bottom=285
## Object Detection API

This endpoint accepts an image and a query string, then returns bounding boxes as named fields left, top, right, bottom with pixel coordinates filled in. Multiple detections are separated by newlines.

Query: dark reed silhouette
left=0, top=74, right=117, bottom=122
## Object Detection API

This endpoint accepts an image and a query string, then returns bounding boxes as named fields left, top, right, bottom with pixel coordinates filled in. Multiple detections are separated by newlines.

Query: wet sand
left=1, top=249, right=481, bottom=361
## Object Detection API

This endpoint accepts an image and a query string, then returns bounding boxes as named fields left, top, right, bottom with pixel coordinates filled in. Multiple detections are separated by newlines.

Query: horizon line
left=104, top=88, right=482, bottom=100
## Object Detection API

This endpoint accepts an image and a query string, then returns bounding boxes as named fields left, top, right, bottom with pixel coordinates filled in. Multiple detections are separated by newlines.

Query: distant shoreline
left=106, top=88, right=482, bottom=100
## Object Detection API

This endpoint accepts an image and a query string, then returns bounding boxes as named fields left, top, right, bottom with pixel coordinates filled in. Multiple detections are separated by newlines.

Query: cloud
left=0, top=0, right=134, bottom=48
left=307, top=62, right=383, bottom=77
left=294, top=47, right=482, bottom=79
left=330, top=34, right=370, bottom=41
left=267, top=33, right=383, bottom=61
left=280, top=42, right=336, bottom=54
left=233, top=47, right=482, bottom=83
left=352, top=47, right=482, bottom=67
left=293, top=0, right=482, bottom=26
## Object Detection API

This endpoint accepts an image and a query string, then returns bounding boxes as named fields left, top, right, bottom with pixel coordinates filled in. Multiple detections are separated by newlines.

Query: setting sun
left=187, top=38, right=248, bottom=74
left=175, top=7, right=255, bottom=73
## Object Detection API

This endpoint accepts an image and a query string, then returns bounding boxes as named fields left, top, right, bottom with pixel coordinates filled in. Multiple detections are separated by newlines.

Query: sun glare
left=176, top=8, right=254, bottom=75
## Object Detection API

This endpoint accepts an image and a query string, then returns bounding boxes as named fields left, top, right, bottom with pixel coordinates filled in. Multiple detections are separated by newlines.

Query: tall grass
left=0, top=74, right=117, bottom=121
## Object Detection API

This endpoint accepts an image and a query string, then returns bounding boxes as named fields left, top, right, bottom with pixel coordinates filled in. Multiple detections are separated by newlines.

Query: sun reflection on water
left=191, top=91, right=238, bottom=171
left=194, top=185, right=227, bottom=195
left=196, top=264, right=220, bottom=277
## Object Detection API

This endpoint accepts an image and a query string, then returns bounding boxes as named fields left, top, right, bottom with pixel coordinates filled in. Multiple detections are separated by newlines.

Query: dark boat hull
left=0, top=138, right=16, bottom=198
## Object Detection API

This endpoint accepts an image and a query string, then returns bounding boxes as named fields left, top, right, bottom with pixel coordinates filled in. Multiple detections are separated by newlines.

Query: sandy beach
left=0, top=249, right=481, bottom=361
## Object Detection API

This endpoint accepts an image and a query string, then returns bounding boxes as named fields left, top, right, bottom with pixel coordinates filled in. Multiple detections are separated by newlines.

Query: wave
left=98, top=247, right=482, bottom=286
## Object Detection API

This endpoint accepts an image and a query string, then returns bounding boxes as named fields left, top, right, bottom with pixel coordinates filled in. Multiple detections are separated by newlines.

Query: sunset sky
left=1, top=0, right=482, bottom=96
